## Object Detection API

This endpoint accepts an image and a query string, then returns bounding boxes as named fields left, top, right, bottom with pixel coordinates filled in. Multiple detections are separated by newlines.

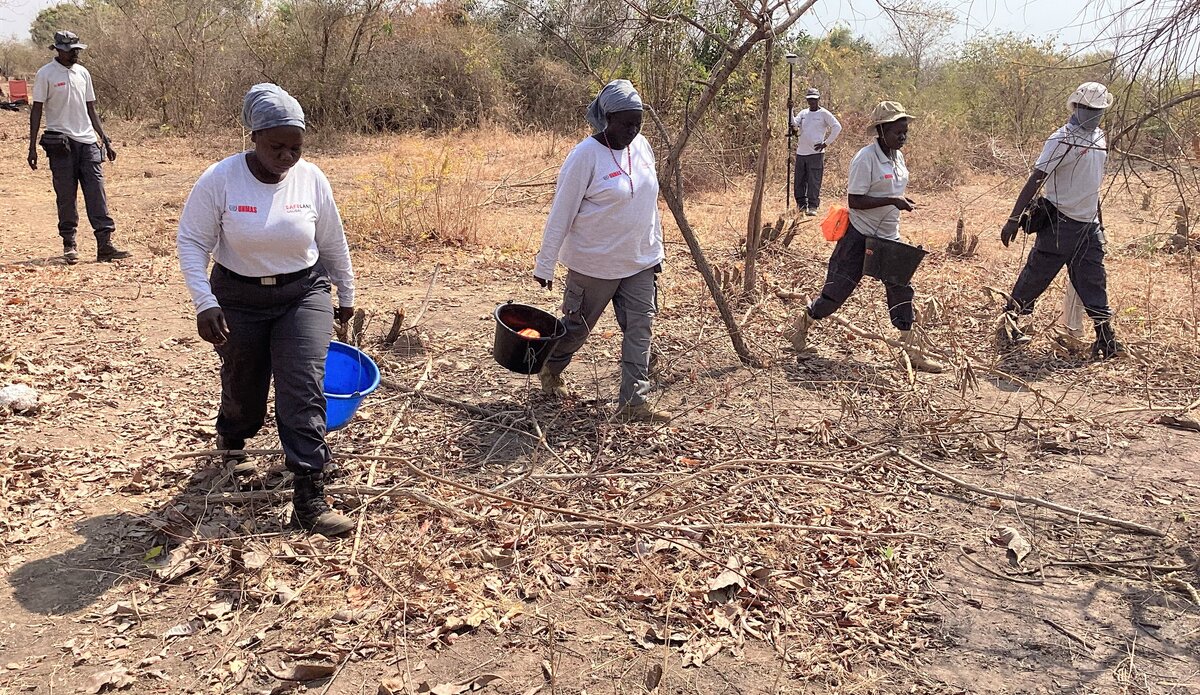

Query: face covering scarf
left=1070, top=106, right=1104, bottom=131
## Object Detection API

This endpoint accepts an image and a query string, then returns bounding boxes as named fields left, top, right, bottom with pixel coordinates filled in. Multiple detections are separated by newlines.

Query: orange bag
left=820, top=204, right=849, bottom=242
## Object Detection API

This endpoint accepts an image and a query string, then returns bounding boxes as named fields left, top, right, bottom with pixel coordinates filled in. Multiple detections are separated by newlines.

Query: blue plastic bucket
left=324, top=341, right=380, bottom=431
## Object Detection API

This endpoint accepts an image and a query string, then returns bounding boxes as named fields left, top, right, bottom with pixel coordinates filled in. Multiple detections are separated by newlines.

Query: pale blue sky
left=0, top=0, right=1109, bottom=45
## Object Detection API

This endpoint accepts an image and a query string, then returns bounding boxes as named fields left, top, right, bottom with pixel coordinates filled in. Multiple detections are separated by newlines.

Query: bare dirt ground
left=0, top=108, right=1198, bottom=694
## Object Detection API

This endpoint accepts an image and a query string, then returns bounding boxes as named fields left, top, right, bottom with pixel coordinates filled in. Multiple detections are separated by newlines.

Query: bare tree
left=879, top=0, right=955, bottom=89
left=743, top=35, right=774, bottom=297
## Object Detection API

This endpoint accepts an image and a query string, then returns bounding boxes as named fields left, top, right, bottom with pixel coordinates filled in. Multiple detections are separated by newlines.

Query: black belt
left=217, top=263, right=312, bottom=287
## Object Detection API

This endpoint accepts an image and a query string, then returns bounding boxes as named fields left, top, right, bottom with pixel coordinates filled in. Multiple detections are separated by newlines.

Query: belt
left=216, top=263, right=313, bottom=287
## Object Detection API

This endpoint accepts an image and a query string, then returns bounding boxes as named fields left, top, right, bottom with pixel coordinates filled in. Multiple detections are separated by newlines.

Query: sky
left=0, top=0, right=1108, bottom=44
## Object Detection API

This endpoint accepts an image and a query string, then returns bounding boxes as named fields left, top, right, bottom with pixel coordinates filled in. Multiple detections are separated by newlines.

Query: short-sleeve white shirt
left=1035, top=123, right=1106, bottom=223
left=846, top=141, right=908, bottom=240
left=32, top=60, right=97, bottom=144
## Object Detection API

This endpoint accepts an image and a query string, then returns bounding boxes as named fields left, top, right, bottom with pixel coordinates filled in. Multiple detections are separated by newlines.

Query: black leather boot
left=292, top=471, right=354, bottom=536
left=1091, top=321, right=1126, bottom=360
left=95, top=231, right=131, bottom=261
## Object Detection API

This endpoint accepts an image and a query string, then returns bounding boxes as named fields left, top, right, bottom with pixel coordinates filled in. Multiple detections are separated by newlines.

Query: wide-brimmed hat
left=1068, top=82, right=1113, bottom=110
left=869, top=101, right=914, bottom=126
left=50, top=30, right=87, bottom=52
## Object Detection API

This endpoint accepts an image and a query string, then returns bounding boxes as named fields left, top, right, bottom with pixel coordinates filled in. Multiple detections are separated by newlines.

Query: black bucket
left=863, top=236, right=929, bottom=286
left=492, top=302, right=567, bottom=374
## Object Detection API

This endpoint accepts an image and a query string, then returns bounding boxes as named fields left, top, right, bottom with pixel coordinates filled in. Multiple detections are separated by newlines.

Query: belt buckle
left=261, top=276, right=277, bottom=286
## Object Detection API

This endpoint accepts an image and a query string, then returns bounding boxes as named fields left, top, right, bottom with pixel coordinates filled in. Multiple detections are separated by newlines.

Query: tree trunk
left=744, top=36, right=774, bottom=297
left=660, top=173, right=763, bottom=367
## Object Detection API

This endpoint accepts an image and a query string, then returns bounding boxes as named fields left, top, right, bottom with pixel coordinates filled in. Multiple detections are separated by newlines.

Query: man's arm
left=1000, top=169, right=1048, bottom=247
left=1007, top=169, right=1048, bottom=222
left=27, top=102, right=43, bottom=170
left=86, top=102, right=116, bottom=161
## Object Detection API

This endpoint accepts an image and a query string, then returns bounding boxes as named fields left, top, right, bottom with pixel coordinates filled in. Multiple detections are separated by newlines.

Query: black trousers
left=46, top=138, right=115, bottom=241
left=1007, top=217, right=1111, bottom=323
left=211, top=265, right=334, bottom=474
left=809, top=225, right=915, bottom=330
left=794, top=153, right=825, bottom=209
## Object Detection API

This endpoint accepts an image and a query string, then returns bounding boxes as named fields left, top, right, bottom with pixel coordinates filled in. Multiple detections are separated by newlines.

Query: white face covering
left=1071, top=105, right=1104, bottom=131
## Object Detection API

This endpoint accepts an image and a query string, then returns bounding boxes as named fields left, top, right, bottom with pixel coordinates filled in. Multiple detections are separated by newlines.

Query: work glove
left=534, top=275, right=552, bottom=291
left=335, top=306, right=355, bottom=324
left=1001, top=219, right=1020, bottom=247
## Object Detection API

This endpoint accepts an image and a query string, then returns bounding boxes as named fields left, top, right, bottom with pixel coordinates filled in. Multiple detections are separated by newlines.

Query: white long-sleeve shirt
left=790, top=107, right=842, bottom=156
left=177, top=153, right=355, bottom=314
left=534, top=134, right=663, bottom=281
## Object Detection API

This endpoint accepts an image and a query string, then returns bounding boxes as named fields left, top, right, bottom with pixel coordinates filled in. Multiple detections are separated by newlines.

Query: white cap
left=805, top=88, right=820, bottom=99
left=1068, top=82, right=1113, bottom=110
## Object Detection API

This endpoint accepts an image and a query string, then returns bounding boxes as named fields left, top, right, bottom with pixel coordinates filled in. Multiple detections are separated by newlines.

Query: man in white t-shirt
left=998, top=82, right=1122, bottom=359
left=789, top=88, right=842, bottom=216
left=27, top=30, right=130, bottom=265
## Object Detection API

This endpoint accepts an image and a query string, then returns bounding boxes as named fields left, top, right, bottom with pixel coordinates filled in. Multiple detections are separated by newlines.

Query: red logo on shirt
left=284, top=203, right=312, bottom=213
left=229, top=205, right=258, bottom=213
left=54, top=82, right=66, bottom=87
left=883, top=174, right=893, bottom=179
left=607, top=171, right=623, bottom=179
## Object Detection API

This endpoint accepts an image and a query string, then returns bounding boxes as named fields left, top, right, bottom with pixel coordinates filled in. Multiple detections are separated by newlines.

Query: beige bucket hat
left=869, top=101, right=914, bottom=126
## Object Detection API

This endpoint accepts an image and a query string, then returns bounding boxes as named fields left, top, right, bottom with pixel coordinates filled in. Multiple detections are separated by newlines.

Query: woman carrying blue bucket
left=533, top=79, right=670, bottom=423
left=785, top=101, right=946, bottom=374
left=177, top=84, right=356, bottom=536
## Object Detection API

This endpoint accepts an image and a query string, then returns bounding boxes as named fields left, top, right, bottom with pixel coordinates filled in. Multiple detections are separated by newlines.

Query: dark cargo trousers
left=1006, top=217, right=1111, bottom=324
left=808, top=225, right=915, bottom=330
left=794, top=153, right=825, bottom=210
left=211, top=265, right=334, bottom=474
left=46, top=138, right=115, bottom=242
left=543, top=266, right=657, bottom=406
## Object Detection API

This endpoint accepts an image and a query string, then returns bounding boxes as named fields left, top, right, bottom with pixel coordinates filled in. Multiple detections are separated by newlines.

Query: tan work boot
left=785, top=309, right=816, bottom=353
left=292, top=471, right=354, bottom=537
left=899, top=329, right=947, bottom=374
left=539, top=368, right=568, bottom=397
left=996, top=310, right=1031, bottom=348
left=615, top=402, right=672, bottom=423
left=216, top=435, right=256, bottom=477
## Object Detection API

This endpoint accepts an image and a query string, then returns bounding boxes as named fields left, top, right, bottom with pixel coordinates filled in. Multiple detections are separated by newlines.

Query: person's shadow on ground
left=7, top=460, right=285, bottom=616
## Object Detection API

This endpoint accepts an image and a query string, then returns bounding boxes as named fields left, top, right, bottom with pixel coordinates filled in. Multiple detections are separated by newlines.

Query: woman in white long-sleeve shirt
left=533, top=79, right=669, bottom=423
left=177, top=84, right=356, bottom=537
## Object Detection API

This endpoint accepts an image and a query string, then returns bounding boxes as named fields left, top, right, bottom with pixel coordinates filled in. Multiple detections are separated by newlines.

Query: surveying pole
left=784, top=53, right=801, bottom=210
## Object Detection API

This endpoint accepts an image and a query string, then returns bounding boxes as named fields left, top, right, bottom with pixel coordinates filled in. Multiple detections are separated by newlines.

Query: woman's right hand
left=894, top=197, right=915, bottom=212
left=534, top=275, right=553, bottom=291
left=197, top=307, right=230, bottom=346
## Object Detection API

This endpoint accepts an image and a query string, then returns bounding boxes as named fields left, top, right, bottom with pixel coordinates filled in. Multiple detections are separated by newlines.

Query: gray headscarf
left=242, top=83, right=306, bottom=133
left=585, top=79, right=643, bottom=134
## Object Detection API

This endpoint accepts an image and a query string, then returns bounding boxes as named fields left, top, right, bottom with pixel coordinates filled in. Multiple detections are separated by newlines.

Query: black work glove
left=534, top=275, right=552, bottom=291
left=1001, top=219, right=1020, bottom=248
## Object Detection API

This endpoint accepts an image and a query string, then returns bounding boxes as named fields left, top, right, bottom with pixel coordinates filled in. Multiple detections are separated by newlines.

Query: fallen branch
left=380, top=378, right=501, bottom=419
left=188, top=482, right=483, bottom=524
left=892, top=449, right=1165, bottom=537
left=821, top=312, right=1065, bottom=410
